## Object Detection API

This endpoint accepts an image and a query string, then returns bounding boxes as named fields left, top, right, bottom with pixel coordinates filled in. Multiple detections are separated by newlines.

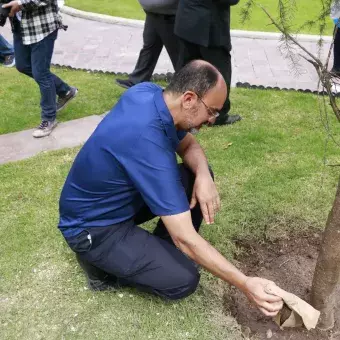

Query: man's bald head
left=163, top=60, right=228, bottom=133
left=165, top=60, right=226, bottom=99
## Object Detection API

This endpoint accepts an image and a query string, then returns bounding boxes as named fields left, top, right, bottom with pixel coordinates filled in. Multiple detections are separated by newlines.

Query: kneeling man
left=58, top=60, right=283, bottom=317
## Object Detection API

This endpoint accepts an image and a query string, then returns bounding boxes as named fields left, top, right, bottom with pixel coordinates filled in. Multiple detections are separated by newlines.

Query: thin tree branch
left=260, top=5, right=323, bottom=67
left=324, top=27, right=336, bottom=70
left=299, top=54, right=340, bottom=122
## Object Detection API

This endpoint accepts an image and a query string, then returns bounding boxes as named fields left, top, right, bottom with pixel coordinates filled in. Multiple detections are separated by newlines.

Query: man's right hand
left=2, top=1, right=21, bottom=17
left=161, top=211, right=284, bottom=318
left=243, top=277, right=284, bottom=317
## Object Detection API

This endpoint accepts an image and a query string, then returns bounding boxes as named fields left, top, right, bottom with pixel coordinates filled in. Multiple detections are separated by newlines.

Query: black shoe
left=88, top=277, right=119, bottom=291
left=214, top=114, right=242, bottom=126
left=116, top=79, right=135, bottom=89
left=76, top=254, right=119, bottom=291
left=56, top=86, right=78, bottom=112
left=330, top=68, right=340, bottom=78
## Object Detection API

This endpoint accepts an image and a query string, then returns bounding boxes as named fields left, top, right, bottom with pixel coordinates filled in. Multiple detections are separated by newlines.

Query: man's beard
left=186, top=107, right=200, bottom=135
left=189, top=127, right=200, bottom=135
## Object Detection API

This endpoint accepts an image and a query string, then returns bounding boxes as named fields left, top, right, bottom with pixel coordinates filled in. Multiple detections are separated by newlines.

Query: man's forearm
left=183, top=143, right=210, bottom=176
left=162, top=213, right=283, bottom=316
left=179, top=136, right=210, bottom=177
left=162, top=212, right=247, bottom=289
left=178, top=232, right=248, bottom=291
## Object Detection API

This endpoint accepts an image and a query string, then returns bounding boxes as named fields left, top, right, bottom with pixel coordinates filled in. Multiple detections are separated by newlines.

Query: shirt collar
left=153, top=88, right=181, bottom=150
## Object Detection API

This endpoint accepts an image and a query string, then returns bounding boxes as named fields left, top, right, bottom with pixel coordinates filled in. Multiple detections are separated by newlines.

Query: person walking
left=331, top=1, right=340, bottom=77
left=0, top=34, right=15, bottom=67
left=116, top=0, right=180, bottom=89
left=175, top=0, right=241, bottom=126
left=3, top=0, right=78, bottom=138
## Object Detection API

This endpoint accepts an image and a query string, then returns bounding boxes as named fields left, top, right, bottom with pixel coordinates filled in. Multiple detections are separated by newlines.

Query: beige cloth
left=265, top=283, right=320, bottom=330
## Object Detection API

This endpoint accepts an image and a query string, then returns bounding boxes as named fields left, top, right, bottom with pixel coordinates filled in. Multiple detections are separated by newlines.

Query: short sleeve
left=119, top=128, right=190, bottom=216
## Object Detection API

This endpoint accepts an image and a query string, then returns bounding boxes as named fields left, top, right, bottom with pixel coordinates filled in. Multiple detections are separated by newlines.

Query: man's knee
left=158, top=269, right=200, bottom=300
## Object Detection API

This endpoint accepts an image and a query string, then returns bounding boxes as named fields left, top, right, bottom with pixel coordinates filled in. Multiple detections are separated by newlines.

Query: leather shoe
left=116, top=79, right=136, bottom=89
left=214, top=114, right=242, bottom=126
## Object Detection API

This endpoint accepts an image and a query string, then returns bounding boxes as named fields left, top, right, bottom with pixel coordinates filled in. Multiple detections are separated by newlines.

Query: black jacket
left=174, top=0, right=239, bottom=50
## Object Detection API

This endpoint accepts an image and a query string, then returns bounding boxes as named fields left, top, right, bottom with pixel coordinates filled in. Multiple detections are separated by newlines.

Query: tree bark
left=311, top=177, right=340, bottom=330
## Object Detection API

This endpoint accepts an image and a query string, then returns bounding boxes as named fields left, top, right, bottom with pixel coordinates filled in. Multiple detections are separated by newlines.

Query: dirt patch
left=224, top=233, right=340, bottom=340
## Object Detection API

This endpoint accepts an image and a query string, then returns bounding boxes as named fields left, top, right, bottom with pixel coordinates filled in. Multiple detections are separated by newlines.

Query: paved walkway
left=0, top=115, right=104, bottom=164
left=0, top=11, right=333, bottom=164
left=1, top=12, right=331, bottom=91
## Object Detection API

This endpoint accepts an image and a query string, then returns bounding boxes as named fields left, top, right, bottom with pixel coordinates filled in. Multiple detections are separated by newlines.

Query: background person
left=3, top=0, right=78, bottom=138
left=175, top=0, right=241, bottom=126
left=116, top=0, right=180, bottom=89
left=0, top=34, right=15, bottom=67
left=331, top=1, right=340, bottom=77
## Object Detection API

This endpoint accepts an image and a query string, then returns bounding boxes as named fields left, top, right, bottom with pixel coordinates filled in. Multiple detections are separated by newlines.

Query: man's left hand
left=190, top=172, right=220, bottom=224
left=2, top=1, right=22, bottom=17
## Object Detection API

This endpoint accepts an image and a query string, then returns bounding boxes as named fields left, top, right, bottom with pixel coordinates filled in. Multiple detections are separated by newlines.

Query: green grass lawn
left=65, top=0, right=334, bottom=35
left=0, top=67, right=125, bottom=135
left=1, top=68, right=339, bottom=339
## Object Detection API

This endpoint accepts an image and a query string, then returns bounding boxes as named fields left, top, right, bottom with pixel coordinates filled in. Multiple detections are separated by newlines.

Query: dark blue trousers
left=333, top=25, right=340, bottom=71
left=65, top=165, right=208, bottom=300
left=0, top=34, right=14, bottom=60
left=13, top=29, right=70, bottom=121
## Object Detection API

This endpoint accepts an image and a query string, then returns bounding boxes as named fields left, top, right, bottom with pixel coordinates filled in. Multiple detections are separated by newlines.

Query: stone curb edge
left=61, top=6, right=332, bottom=43
left=53, top=63, right=332, bottom=95
left=235, top=82, right=333, bottom=95
left=52, top=63, right=174, bottom=81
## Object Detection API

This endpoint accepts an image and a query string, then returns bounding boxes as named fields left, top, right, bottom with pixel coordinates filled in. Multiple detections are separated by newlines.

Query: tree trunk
left=311, top=177, right=340, bottom=330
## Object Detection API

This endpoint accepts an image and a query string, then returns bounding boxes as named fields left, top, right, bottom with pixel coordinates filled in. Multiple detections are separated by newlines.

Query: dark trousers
left=65, top=164, right=207, bottom=300
left=13, top=29, right=70, bottom=121
left=129, top=12, right=179, bottom=84
left=0, top=34, right=14, bottom=60
left=177, top=39, right=232, bottom=118
left=333, top=26, right=340, bottom=71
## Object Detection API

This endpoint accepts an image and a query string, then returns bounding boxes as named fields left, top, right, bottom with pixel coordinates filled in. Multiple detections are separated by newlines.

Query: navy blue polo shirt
left=58, top=83, right=189, bottom=237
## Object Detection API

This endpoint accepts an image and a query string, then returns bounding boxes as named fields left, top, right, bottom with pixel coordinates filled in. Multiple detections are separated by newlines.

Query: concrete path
left=0, top=11, right=333, bottom=164
left=0, top=115, right=104, bottom=164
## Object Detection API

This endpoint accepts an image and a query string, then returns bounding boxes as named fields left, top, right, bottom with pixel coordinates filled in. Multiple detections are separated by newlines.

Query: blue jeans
left=333, top=25, right=340, bottom=71
left=13, top=30, right=71, bottom=121
left=0, top=34, right=14, bottom=60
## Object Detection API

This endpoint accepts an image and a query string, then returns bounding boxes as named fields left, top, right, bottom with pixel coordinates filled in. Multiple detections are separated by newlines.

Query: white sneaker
left=32, top=120, right=58, bottom=138
left=4, top=55, right=15, bottom=68
left=331, top=82, right=340, bottom=94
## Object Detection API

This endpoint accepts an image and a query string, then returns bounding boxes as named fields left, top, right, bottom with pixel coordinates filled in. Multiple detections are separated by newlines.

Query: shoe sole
left=213, top=118, right=242, bottom=126
left=88, top=277, right=118, bottom=291
left=88, top=283, right=118, bottom=292
left=115, top=80, right=132, bottom=90
left=56, top=88, right=79, bottom=113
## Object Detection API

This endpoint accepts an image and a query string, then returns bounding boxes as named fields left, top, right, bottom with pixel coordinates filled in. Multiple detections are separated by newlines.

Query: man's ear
left=182, top=91, right=197, bottom=110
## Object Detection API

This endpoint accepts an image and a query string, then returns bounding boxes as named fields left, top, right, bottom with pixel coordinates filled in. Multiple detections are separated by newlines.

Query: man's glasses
left=197, top=96, right=220, bottom=119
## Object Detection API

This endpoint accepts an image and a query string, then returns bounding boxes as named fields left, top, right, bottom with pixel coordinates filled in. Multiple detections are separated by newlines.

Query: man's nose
left=208, top=115, right=217, bottom=125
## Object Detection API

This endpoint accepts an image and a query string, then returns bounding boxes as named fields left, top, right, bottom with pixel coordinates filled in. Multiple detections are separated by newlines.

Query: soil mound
left=225, top=233, right=340, bottom=340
